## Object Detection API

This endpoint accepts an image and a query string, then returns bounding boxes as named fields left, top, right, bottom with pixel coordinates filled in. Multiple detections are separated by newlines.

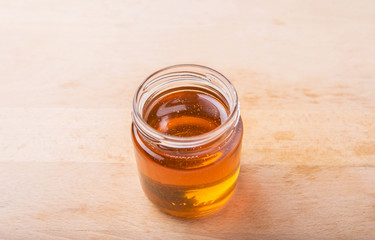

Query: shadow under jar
left=131, top=64, right=243, bottom=218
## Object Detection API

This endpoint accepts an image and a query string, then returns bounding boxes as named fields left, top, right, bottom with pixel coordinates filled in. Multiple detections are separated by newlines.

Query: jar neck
left=132, top=64, right=240, bottom=149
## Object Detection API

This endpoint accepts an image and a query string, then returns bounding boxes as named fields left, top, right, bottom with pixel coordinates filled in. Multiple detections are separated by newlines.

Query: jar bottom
left=156, top=187, right=236, bottom=218
left=139, top=166, right=240, bottom=218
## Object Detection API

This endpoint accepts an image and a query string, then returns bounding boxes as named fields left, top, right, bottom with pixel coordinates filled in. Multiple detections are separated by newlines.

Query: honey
left=144, top=89, right=228, bottom=137
left=131, top=65, right=243, bottom=218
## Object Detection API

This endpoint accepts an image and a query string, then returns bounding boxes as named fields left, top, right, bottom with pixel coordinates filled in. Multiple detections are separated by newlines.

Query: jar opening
left=132, top=64, right=240, bottom=148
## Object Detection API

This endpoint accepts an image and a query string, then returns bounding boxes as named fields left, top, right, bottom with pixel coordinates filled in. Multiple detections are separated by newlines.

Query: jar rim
left=132, top=64, right=240, bottom=148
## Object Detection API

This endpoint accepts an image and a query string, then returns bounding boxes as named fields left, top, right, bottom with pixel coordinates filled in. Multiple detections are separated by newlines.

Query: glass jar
left=131, top=64, right=243, bottom=218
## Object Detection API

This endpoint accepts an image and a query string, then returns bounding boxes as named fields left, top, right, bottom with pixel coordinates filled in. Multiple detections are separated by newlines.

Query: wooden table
left=1, top=1, right=374, bottom=239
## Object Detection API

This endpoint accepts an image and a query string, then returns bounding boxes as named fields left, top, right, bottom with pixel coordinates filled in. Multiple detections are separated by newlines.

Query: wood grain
left=0, top=0, right=374, bottom=239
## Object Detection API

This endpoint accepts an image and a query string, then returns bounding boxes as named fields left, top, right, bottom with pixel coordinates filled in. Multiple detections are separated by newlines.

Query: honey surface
left=144, top=90, right=229, bottom=137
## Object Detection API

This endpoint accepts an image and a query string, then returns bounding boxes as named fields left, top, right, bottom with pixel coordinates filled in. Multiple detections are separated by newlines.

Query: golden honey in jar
left=131, top=64, right=243, bottom=218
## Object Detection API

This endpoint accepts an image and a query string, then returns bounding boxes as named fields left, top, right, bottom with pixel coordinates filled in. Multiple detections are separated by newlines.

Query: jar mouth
left=132, top=64, right=240, bottom=148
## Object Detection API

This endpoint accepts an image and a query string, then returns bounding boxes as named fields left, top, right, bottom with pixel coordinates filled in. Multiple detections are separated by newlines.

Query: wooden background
left=1, top=0, right=375, bottom=239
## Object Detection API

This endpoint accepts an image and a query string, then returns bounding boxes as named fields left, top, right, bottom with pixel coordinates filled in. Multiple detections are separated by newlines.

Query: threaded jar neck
left=132, top=64, right=240, bottom=148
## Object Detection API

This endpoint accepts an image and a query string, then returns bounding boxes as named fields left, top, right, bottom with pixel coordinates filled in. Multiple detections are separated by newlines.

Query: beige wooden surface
left=1, top=0, right=375, bottom=239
